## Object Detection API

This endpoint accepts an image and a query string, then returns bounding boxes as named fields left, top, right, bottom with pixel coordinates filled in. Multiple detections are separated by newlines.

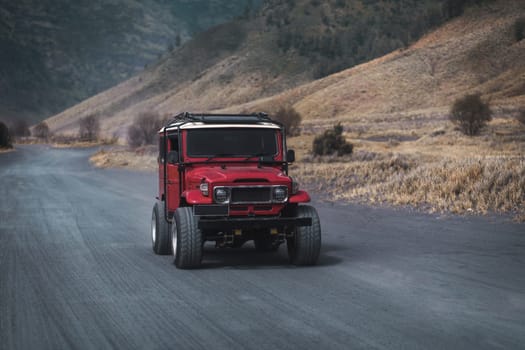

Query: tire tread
left=290, top=205, right=321, bottom=266
left=152, top=201, right=170, bottom=255
left=174, top=207, right=202, bottom=268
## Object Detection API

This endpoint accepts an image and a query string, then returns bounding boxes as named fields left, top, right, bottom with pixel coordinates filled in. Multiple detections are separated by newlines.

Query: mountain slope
left=227, top=0, right=525, bottom=128
left=44, top=0, right=451, bottom=138
left=0, top=0, right=258, bottom=123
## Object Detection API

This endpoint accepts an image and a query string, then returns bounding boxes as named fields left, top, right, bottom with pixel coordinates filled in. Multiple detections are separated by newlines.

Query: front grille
left=231, top=187, right=271, bottom=204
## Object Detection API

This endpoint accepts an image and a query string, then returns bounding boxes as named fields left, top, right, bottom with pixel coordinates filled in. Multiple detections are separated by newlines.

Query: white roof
left=160, top=122, right=280, bottom=133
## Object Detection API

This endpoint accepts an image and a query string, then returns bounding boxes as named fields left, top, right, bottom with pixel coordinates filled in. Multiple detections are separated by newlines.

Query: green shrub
left=312, top=123, right=353, bottom=156
left=273, top=106, right=302, bottom=136
left=449, top=94, right=492, bottom=136
left=0, top=121, right=12, bottom=148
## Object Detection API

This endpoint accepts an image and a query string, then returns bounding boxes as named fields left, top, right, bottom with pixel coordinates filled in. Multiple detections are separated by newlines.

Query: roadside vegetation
left=88, top=103, right=525, bottom=221
left=90, top=111, right=163, bottom=169
left=0, top=121, right=13, bottom=150
left=79, top=115, right=101, bottom=142
left=127, top=111, right=165, bottom=148
left=12, top=120, right=31, bottom=140
left=33, top=122, right=51, bottom=141
left=43, top=116, right=115, bottom=148
left=449, top=94, right=492, bottom=136
left=312, top=123, right=353, bottom=156
left=273, top=106, right=302, bottom=136
left=291, top=105, right=525, bottom=221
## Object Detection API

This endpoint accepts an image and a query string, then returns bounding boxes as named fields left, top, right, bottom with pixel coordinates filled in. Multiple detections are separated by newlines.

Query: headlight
left=200, top=182, right=209, bottom=196
left=273, top=186, right=288, bottom=202
left=214, top=187, right=230, bottom=203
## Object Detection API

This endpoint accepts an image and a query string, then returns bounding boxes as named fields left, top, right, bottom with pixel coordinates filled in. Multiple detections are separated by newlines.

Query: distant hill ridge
left=0, top=0, right=257, bottom=123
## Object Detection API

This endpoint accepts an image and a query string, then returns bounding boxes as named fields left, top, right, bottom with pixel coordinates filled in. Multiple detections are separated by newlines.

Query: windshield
left=187, top=128, right=278, bottom=158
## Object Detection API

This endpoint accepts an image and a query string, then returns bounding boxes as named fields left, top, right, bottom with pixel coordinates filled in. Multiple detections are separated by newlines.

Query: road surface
left=1, top=145, right=524, bottom=349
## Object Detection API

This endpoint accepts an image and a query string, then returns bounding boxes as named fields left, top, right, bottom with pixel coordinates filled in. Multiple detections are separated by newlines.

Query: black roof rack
left=164, top=112, right=279, bottom=128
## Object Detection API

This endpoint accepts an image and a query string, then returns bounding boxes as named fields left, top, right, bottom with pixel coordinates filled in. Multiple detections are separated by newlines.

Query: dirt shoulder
left=90, top=146, right=156, bottom=171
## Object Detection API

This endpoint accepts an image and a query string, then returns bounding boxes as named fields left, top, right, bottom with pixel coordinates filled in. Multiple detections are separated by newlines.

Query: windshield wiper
left=205, top=153, right=237, bottom=162
left=243, top=152, right=269, bottom=161
left=243, top=153, right=277, bottom=163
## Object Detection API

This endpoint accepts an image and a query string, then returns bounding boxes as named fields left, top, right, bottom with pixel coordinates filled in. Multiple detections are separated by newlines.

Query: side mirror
left=167, top=151, right=179, bottom=164
left=286, top=149, right=295, bottom=163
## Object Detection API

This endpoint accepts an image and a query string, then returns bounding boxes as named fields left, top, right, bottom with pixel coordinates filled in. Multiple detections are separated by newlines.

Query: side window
left=159, top=136, right=166, bottom=163
left=169, top=134, right=178, bottom=152
left=167, top=133, right=179, bottom=164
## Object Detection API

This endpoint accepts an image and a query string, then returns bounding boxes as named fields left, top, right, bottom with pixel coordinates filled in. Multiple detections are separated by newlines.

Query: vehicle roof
left=157, top=113, right=282, bottom=134
left=160, top=122, right=280, bottom=133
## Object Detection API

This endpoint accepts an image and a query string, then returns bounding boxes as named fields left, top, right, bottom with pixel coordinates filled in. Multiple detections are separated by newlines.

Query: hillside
left=227, top=1, right=524, bottom=129
left=44, top=0, right=451, bottom=138
left=0, top=0, right=258, bottom=124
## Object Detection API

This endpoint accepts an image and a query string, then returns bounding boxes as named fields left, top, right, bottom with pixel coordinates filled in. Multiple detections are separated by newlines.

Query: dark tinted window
left=159, top=136, right=166, bottom=162
left=187, top=128, right=278, bottom=157
left=169, top=134, right=178, bottom=151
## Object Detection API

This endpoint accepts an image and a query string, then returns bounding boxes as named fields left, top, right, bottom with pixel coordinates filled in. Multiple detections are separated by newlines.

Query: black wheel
left=254, top=238, right=279, bottom=252
left=287, top=205, right=321, bottom=266
left=172, top=207, right=203, bottom=269
left=152, top=201, right=171, bottom=255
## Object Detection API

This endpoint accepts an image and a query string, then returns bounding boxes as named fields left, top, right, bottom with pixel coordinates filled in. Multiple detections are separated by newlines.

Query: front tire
left=287, top=205, right=321, bottom=266
left=172, top=207, right=203, bottom=269
left=152, top=201, right=170, bottom=255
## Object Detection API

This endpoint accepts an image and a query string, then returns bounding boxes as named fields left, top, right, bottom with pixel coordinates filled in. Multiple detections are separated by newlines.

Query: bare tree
left=128, top=111, right=164, bottom=148
left=0, top=121, right=12, bottom=148
left=273, top=106, right=302, bottom=136
left=12, top=119, right=31, bottom=138
left=79, top=115, right=100, bottom=141
left=34, top=122, right=50, bottom=140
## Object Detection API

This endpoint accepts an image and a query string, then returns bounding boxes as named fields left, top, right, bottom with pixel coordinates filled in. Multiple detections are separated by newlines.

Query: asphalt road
left=1, top=145, right=524, bottom=350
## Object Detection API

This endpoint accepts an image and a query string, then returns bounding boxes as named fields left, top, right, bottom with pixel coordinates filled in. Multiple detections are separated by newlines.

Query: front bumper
left=197, top=216, right=311, bottom=230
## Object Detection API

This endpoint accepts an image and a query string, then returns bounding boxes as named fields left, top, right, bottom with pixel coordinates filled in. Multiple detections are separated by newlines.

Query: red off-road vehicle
left=151, top=113, right=321, bottom=268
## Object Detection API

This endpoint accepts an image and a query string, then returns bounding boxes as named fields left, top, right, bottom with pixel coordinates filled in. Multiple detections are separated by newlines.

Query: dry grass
left=52, top=141, right=104, bottom=149
left=51, top=135, right=118, bottom=149
left=0, top=147, right=14, bottom=153
left=289, top=116, right=525, bottom=221
left=90, top=147, right=157, bottom=171
left=294, top=155, right=524, bottom=217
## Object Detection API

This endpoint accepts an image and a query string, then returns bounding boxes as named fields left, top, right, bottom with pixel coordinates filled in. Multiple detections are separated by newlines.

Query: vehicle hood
left=186, top=165, right=290, bottom=185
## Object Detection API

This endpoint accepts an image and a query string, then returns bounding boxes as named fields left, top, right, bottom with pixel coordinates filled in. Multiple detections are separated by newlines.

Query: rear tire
left=152, top=201, right=170, bottom=255
left=287, top=205, right=321, bottom=266
left=172, top=207, right=202, bottom=269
